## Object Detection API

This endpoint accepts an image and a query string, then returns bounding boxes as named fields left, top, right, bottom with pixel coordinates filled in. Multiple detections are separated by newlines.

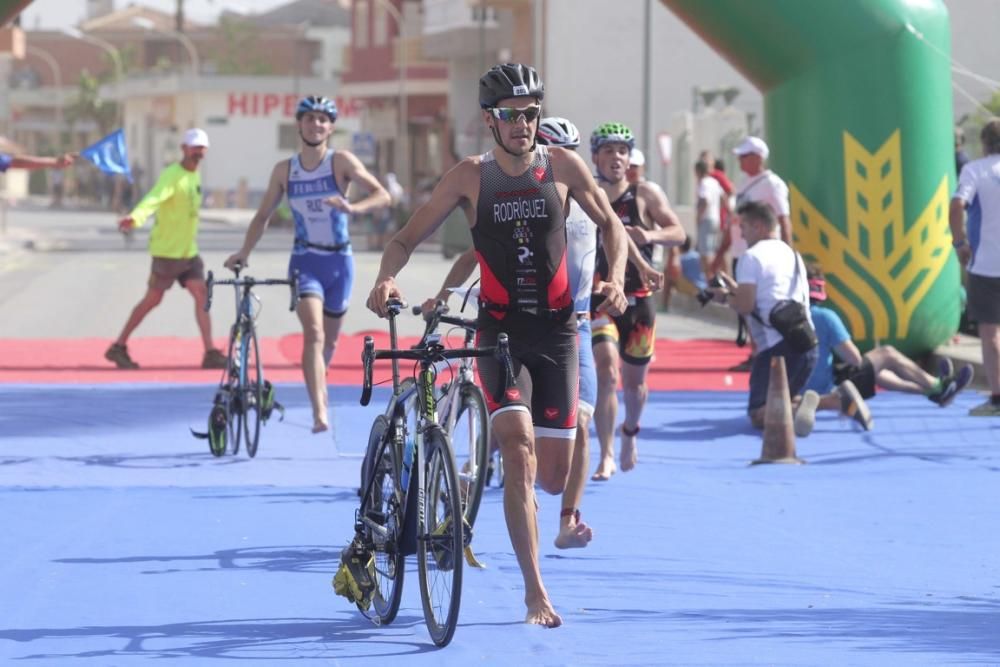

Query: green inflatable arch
left=663, top=0, right=960, bottom=356
left=1, top=0, right=31, bottom=26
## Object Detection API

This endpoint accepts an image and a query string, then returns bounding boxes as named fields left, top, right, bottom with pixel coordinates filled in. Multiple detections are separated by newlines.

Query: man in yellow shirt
left=105, top=128, right=226, bottom=369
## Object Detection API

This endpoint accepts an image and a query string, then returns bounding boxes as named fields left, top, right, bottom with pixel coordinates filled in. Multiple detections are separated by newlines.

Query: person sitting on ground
left=792, top=264, right=975, bottom=436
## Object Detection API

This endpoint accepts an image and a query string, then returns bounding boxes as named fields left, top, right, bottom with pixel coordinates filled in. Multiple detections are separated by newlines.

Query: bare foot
left=312, top=419, right=329, bottom=434
left=619, top=430, right=638, bottom=472
left=554, top=518, right=593, bottom=549
left=525, top=596, right=562, bottom=627
left=591, top=456, right=616, bottom=481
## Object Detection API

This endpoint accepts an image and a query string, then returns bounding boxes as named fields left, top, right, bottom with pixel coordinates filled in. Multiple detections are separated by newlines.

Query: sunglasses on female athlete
left=489, top=105, right=542, bottom=124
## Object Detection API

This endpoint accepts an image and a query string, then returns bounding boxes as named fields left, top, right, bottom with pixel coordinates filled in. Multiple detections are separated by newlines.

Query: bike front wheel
left=451, top=383, right=489, bottom=528
left=242, top=324, right=262, bottom=458
left=362, top=415, right=405, bottom=624
left=417, top=425, right=464, bottom=647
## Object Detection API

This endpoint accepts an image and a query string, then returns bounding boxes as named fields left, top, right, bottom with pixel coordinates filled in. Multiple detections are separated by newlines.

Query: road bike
left=195, top=266, right=298, bottom=458
left=339, top=298, right=512, bottom=647
left=409, top=301, right=490, bottom=528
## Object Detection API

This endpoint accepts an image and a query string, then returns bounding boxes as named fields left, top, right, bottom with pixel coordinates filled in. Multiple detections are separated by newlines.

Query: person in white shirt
left=950, top=117, right=1000, bottom=416
left=695, top=159, right=728, bottom=276
left=711, top=201, right=817, bottom=428
left=732, top=136, right=791, bottom=244
left=727, top=136, right=793, bottom=372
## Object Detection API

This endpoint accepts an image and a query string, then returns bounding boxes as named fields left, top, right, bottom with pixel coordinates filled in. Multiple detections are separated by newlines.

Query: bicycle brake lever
left=205, top=270, right=214, bottom=312
left=360, top=336, right=375, bottom=406
left=496, top=333, right=515, bottom=389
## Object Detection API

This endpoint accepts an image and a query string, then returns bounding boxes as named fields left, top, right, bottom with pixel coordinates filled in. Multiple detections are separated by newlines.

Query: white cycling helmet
left=536, top=116, right=581, bottom=148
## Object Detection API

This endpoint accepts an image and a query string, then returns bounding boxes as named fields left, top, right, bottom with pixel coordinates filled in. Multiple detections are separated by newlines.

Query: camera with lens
left=696, top=275, right=727, bottom=307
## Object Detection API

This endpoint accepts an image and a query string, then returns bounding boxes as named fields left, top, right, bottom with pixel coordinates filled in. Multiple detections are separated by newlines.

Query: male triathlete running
left=226, top=95, right=390, bottom=434
left=367, top=64, right=629, bottom=627
left=589, top=123, right=686, bottom=481
left=422, top=116, right=662, bottom=551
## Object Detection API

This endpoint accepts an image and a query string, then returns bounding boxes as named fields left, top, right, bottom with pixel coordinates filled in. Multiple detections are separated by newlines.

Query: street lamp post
left=132, top=17, right=200, bottom=127
left=25, top=44, right=64, bottom=143
left=62, top=28, right=124, bottom=127
left=370, top=0, right=408, bottom=190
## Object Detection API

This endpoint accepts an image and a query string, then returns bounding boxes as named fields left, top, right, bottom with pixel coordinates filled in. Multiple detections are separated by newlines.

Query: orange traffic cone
left=751, top=355, right=804, bottom=465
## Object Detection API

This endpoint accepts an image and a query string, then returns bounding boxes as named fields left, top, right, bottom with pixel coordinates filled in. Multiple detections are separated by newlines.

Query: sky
left=19, top=0, right=294, bottom=30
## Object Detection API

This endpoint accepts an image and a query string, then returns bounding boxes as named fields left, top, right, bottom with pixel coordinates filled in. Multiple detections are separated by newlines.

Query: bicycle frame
left=356, top=300, right=514, bottom=644
left=202, top=268, right=298, bottom=456
left=408, top=304, right=478, bottom=441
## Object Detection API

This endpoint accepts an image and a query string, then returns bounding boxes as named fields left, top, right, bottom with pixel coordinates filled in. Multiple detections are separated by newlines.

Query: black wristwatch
left=952, top=238, right=969, bottom=248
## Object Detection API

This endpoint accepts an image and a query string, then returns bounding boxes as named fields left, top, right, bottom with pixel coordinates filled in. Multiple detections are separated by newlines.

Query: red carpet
left=0, top=335, right=749, bottom=391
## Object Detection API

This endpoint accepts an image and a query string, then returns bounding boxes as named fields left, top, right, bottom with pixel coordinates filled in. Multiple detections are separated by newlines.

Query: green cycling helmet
left=590, top=122, right=635, bottom=153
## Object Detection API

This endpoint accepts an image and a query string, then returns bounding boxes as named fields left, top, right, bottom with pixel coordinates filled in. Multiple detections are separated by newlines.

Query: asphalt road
left=0, top=205, right=740, bottom=343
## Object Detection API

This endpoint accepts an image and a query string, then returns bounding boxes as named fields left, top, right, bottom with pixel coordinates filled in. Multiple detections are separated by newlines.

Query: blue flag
left=81, top=129, right=132, bottom=183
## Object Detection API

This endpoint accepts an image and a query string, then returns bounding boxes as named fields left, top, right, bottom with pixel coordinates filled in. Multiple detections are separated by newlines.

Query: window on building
left=373, top=0, right=388, bottom=46
left=279, top=124, right=299, bottom=151
left=355, top=0, right=369, bottom=49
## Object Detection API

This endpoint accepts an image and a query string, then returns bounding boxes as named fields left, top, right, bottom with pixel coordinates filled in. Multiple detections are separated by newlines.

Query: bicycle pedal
left=463, top=545, right=486, bottom=569
left=333, top=540, right=376, bottom=610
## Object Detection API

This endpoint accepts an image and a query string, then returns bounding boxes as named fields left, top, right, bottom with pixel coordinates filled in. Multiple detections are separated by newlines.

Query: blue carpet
left=0, top=384, right=998, bottom=665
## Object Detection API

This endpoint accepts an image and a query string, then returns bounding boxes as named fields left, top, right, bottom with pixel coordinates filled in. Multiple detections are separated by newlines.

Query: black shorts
left=590, top=294, right=657, bottom=365
left=968, top=272, right=1000, bottom=324
left=835, top=357, right=876, bottom=399
left=475, top=310, right=578, bottom=440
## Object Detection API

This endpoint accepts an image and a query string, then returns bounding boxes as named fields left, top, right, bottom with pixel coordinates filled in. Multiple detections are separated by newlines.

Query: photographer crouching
left=709, top=201, right=818, bottom=429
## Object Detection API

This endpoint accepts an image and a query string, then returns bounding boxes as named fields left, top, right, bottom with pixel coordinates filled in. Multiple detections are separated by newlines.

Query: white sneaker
left=794, top=390, right=820, bottom=437
left=837, top=380, right=874, bottom=431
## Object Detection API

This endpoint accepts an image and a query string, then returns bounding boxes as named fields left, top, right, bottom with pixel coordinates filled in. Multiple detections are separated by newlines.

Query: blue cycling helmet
left=296, top=95, right=338, bottom=122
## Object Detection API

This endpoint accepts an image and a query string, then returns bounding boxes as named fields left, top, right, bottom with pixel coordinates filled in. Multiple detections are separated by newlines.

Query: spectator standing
left=728, top=136, right=793, bottom=371
left=950, top=118, right=1000, bottom=416
left=694, top=159, right=727, bottom=277
left=105, top=129, right=226, bottom=370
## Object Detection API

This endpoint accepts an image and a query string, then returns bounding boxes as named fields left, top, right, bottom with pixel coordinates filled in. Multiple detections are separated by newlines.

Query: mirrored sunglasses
left=490, top=105, right=542, bottom=123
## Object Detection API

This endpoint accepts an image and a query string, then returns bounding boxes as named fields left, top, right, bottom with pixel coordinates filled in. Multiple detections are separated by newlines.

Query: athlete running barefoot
left=367, top=64, right=628, bottom=627
left=226, top=96, right=390, bottom=433
left=422, top=116, right=658, bottom=551
left=589, top=123, right=685, bottom=480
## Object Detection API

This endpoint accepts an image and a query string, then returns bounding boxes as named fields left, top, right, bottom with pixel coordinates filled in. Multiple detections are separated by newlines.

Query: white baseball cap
left=182, top=128, right=210, bottom=148
left=629, top=148, right=646, bottom=166
left=733, top=136, right=768, bottom=159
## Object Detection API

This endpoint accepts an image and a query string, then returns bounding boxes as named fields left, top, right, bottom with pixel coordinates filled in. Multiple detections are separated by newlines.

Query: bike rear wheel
left=224, top=327, right=243, bottom=456
left=362, top=415, right=405, bottom=624
left=417, top=425, right=463, bottom=647
left=451, top=383, right=489, bottom=528
left=242, top=324, right=263, bottom=458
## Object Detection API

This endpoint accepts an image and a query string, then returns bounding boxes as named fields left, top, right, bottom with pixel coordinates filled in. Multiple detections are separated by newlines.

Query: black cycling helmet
left=479, top=63, right=544, bottom=109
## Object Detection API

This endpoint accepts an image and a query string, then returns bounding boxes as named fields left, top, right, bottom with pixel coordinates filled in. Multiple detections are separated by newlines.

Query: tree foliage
left=65, top=70, right=118, bottom=136
left=215, top=16, right=273, bottom=75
